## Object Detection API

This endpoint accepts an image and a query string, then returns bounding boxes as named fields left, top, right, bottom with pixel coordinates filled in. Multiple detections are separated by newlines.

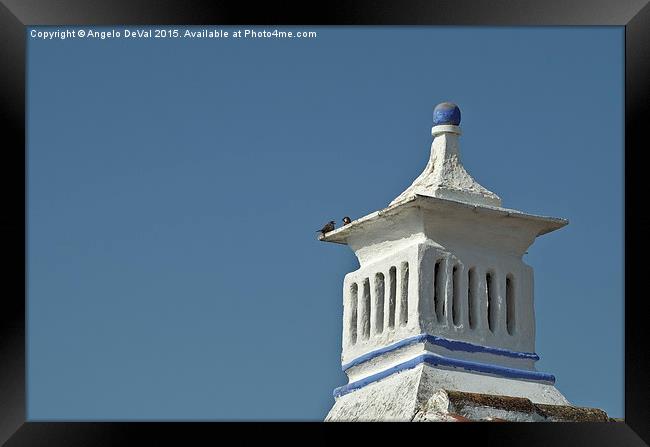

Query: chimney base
left=326, top=363, right=607, bottom=422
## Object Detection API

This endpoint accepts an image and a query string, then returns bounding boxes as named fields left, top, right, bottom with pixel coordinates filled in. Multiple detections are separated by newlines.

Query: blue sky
left=27, top=26, right=623, bottom=419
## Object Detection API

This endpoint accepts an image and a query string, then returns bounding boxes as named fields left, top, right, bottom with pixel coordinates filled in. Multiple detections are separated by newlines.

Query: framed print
left=1, top=0, right=647, bottom=444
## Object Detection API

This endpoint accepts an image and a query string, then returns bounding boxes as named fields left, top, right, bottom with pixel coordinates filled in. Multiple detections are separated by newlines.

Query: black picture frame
left=1, top=1, right=647, bottom=445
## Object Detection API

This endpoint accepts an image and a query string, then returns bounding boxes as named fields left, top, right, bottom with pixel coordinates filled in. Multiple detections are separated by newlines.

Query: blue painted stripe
left=342, top=333, right=539, bottom=371
left=334, top=353, right=555, bottom=398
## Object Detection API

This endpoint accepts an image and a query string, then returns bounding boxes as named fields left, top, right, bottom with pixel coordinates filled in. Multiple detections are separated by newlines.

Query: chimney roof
left=390, top=102, right=501, bottom=208
left=319, top=194, right=568, bottom=245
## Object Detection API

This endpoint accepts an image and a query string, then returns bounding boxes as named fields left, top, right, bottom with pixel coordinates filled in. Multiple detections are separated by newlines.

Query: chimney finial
left=432, top=101, right=461, bottom=126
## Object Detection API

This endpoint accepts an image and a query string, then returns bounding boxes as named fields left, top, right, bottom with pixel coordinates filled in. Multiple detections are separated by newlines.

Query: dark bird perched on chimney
left=342, top=216, right=352, bottom=225
left=317, top=220, right=336, bottom=236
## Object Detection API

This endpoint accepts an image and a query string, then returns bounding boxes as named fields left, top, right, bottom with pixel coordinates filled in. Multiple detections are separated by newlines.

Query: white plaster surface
left=339, top=221, right=542, bottom=368
left=390, top=125, right=501, bottom=208
left=326, top=365, right=424, bottom=421
left=326, top=364, right=571, bottom=422
left=416, top=363, right=569, bottom=406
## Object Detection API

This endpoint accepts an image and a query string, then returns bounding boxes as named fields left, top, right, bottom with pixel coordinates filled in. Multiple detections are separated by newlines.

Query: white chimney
left=320, top=102, right=577, bottom=421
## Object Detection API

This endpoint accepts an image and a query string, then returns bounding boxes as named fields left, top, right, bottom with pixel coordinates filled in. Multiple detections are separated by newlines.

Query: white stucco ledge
left=319, top=194, right=568, bottom=246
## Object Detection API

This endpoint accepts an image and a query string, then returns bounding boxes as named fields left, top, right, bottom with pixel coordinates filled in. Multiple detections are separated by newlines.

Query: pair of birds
left=317, top=216, right=351, bottom=235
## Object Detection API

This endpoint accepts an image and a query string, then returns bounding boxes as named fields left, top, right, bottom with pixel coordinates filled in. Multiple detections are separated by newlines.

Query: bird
left=342, top=216, right=351, bottom=225
left=317, top=220, right=336, bottom=236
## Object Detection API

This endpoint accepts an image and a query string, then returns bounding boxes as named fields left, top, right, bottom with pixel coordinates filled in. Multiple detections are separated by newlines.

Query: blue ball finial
left=433, top=102, right=461, bottom=126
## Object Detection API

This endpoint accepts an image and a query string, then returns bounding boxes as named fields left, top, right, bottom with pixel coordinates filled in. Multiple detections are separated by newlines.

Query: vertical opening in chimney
left=362, top=278, right=371, bottom=340
left=468, top=267, right=477, bottom=329
left=452, top=264, right=460, bottom=326
left=399, top=262, right=409, bottom=326
left=434, top=260, right=443, bottom=322
left=374, top=273, right=385, bottom=335
left=349, top=283, right=358, bottom=345
left=506, top=274, right=515, bottom=335
left=388, top=267, right=397, bottom=329
left=487, top=272, right=495, bottom=333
